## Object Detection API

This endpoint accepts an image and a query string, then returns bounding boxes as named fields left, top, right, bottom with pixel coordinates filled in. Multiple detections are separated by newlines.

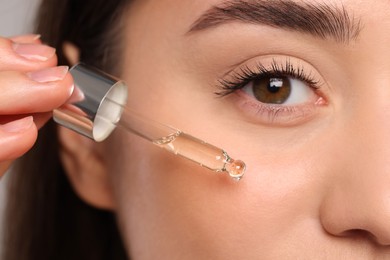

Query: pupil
left=252, top=76, right=291, bottom=104
left=267, top=78, right=283, bottom=93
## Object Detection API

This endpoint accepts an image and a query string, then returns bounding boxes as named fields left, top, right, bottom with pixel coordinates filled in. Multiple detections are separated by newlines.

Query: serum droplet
left=225, top=159, right=246, bottom=181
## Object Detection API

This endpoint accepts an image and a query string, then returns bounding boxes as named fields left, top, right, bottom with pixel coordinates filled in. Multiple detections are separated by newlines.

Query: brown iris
left=252, top=77, right=291, bottom=104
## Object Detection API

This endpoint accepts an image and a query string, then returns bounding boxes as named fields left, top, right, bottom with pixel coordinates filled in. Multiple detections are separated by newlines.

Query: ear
left=59, top=41, right=115, bottom=210
left=62, top=41, right=80, bottom=66
left=57, top=127, right=116, bottom=210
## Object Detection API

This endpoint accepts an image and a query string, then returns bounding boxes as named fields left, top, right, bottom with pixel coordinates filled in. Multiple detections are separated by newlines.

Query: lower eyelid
left=233, top=90, right=325, bottom=126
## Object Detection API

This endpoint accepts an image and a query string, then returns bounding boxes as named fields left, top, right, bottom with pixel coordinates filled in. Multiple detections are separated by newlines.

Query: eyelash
left=215, top=59, right=321, bottom=97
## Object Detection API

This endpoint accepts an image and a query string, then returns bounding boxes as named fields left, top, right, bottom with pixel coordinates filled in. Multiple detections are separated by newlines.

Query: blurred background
left=0, top=0, right=41, bottom=250
left=0, top=0, right=40, bottom=36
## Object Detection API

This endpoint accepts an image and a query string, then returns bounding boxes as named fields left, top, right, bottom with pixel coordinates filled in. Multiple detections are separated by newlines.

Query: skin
left=4, top=0, right=390, bottom=259
left=0, top=35, right=73, bottom=176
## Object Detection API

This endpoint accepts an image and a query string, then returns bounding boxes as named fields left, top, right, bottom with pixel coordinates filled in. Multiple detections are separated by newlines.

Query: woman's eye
left=242, top=76, right=316, bottom=105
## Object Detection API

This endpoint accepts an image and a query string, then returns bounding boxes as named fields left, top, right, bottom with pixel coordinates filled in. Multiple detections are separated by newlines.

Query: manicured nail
left=13, top=43, right=55, bottom=61
left=11, top=34, right=41, bottom=43
left=67, top=85, right=85, bottom=103
left=1, top=116, right=33, bottom=133
left=31, top=34, right=42, bottom=41
left=28, top=66, right=69, bottom=83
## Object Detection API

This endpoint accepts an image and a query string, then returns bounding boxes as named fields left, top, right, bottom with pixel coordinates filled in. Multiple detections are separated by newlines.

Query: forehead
left=129, top=0, right=373, bottom=30
left=128, top=0, right=386, bottom=39
left=124, top=0, right=390, bottom=59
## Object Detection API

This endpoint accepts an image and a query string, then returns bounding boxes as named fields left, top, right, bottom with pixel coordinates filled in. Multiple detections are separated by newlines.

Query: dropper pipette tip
left=222, top=152, right=246, bottom=181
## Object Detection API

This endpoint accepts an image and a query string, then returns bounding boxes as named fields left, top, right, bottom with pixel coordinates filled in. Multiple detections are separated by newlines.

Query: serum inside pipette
left=153, top=132, right=246, bottom=181
left=100, top=98, right=246, bottom=181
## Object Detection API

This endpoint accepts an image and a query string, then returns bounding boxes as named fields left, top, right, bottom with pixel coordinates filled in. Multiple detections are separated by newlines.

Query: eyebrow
left=188, top=0, right=362, bottom=44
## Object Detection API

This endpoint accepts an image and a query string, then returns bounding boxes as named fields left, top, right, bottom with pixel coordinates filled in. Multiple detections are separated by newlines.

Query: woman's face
left=104, top=0, right=390, bottom=258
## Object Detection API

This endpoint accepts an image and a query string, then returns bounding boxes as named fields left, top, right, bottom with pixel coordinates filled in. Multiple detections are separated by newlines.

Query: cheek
left=111, top=22, right=337, bottom=257
left=107, top=121, right=332, bottom=258
left=106, top=57, right=339, bottom=258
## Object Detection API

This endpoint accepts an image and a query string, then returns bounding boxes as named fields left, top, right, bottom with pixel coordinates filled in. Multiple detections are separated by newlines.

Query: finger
left=33, top=112, right=52, bottom=129
left=0, top=112, right=52, bottom=130
left=10, top=34, right=42, bottom=44
left=0, top=37, right=57, bottom=71
left=0, top=116, right=37, bottom=161
left=0, top=66, right=74, bottom=114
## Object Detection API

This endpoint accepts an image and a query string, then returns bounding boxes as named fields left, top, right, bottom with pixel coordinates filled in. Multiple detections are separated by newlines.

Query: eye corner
left=315, top=96, right=328, bottom=106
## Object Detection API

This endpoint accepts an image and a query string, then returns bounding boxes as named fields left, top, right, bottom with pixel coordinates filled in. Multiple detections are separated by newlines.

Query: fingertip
left=13, top=43, right=56, bottom=62
left=0, top=37, right=58, bottom=71
left=61, top=71, right=75, bottom=101
left=1, top=116, right=34, bottom=133
left=27, top=66, right=69, bottom=83
left=0, top=117, right=38, bottom=160
left=33, top=112, right=52, bottom=129
left=0, top=68, right=74, bottom=114
left=10, top=34, right=42, bottom=44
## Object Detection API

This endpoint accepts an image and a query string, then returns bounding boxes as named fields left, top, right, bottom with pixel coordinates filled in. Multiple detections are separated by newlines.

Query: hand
left=0, top=34, right=73, bottom=177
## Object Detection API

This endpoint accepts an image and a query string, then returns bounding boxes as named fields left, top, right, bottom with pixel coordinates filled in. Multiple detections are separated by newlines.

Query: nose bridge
left=345, top=63, right=390, bottom=164
left=352, top=102, right=390, bottom=167
left=320, top=75, right=390, bottom=245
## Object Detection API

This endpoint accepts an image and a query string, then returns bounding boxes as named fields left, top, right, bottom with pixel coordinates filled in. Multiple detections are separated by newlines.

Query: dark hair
left=3, top=0, right=131, bottom=259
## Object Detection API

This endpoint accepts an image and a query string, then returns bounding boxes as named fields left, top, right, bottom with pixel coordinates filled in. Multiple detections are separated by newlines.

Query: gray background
left=0, top=0, right=41, bottom=249
left=0, top=0, right=40, bottom=36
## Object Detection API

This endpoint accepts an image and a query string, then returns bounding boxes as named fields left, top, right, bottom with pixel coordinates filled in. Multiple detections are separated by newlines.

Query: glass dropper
left=99, top=98, right=246, bottom=181
left=53, top=63, right=246, bottom=181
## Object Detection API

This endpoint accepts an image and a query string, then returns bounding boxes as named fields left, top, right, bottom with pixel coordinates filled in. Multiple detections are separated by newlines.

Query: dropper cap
left=53, top=63, right=128, bottom=142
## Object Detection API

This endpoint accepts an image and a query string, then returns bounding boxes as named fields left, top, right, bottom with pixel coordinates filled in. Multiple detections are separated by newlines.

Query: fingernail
left=11, top=34, right=41, bottom=43
left=28, top=66, right=69, bottom=83
left=67, top=85, right=85, bottom=103
left=13, top=43, right=55, bottom=61
left=1, top=116, right=34, bottom=133
left=31, top=34, right=42, bottom=41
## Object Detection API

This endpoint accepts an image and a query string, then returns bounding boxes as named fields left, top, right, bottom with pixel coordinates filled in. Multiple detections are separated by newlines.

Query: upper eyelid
left=239, top=60, right=320, bottom=85
left=215, top=59, right=323, bottom=97
left=219, top=54, right=323, bottom=79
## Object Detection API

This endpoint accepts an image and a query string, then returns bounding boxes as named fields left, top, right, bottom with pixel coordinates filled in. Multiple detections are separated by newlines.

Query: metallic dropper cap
left=53, top=63, right=128, bottom=142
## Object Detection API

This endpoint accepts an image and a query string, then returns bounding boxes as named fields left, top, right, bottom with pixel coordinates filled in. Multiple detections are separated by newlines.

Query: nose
left=319, top=98, right=390, bottom=246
